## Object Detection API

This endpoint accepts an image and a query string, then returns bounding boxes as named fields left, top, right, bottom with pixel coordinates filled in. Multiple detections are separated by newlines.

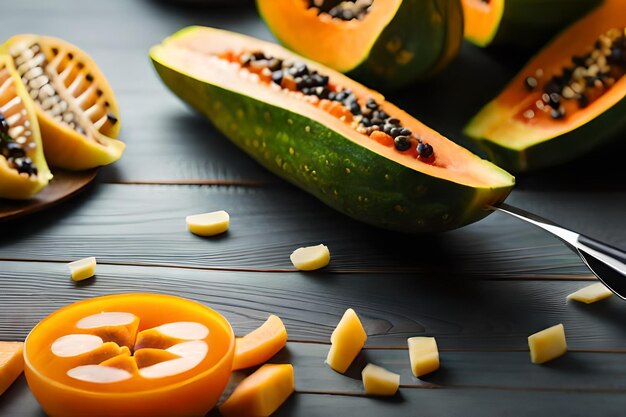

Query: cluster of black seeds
left=0, top=112, right=37, bottom=176
left=239, top=52, right=434, bottom=158
left=524, top=28, right=626, bottom=120
left=307, top=0, right=373, bottom=21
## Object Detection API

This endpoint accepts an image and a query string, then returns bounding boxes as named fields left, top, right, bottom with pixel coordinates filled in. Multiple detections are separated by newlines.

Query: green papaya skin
left=150, top=28, right=514, bottom=233
left=347, top=0, right=464, bottom=90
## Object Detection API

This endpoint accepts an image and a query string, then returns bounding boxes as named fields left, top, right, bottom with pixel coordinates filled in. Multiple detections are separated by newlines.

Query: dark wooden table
left=2, top=1, right=626, bottom=416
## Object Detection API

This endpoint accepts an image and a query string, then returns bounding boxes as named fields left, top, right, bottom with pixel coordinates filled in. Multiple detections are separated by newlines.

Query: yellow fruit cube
left=528, top=324, right=567, bottom=364
left=362, top=363, right=400, bottom=396
left=567, top=282, right=613, bottom=304
left=407, top=337, right=439, bottom=377
left=186, top=210, right=229, bottom=236
left=290, top=244, right=330, bottom=271
left=67, top=257, right=96, bottom=281
left=326, top=308, right=367, bottom=373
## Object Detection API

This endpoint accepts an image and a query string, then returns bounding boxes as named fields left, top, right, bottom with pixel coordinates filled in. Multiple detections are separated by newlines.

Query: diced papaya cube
left=407, top=336, right=439, bottom=377
left=219, top=364, right=294, bottom=417
left=134, top=348, right=181, bottom=369
left=67, top=257, right=96, bottom=281
left=0, top=342, right=24, bottom=396
left=233, top=315, right=288, bottom=370
left=567, top=282, right=613, bottom=304
left=362, top=363, right=400, bottom=396
left=528, top=324, right=567, bottom=364
left=326, top=308, right=367, bottom=373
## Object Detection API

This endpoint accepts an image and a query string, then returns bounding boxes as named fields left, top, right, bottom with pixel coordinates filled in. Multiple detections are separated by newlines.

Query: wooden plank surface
left=3, top=261, right=626, bottom=349
left=0, top=184, right=600, bottom=275
left=2, top=0, right=626, bottom=416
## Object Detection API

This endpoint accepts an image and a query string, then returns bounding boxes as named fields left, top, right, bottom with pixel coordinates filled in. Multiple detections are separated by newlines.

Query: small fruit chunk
left=361, top=363, right=400, bottom=396
left=567, top=282, right=613, bottom=304
left=219, top=363, right=295, bottom=417
left=186, top=210, right=230, bottom=236
left=0, top=342, right=24, bottom=395
left=68, top=257, right=96, bottom=281
left=528, top=324, right=567, bottom=364
left=290, top=244, right=330, bottom=271
left=407, top=337, right=439, bottom=377
left=326, top=308, right=367, bottom=373
left=233, top=315, right=288, bottom=371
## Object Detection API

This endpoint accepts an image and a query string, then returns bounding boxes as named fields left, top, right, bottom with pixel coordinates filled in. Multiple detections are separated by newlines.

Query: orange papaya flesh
left=465, top=0, right=626, bottom=172
left=219, top=363, right=295, bottom=417
left=257, top=0, right=463, bottom=90
left=462, top=0, right=601, bottom=48
left=2, top=35, right=124, bottom=170
left=0, top=341, right=24, bottom=396
left=151, top=27, right=514, bottom=233
left=233, top=314, right=288, bottom=370
left=0, top=55, right=51, bottom=199
left=24, top=294, right=235, bottom=417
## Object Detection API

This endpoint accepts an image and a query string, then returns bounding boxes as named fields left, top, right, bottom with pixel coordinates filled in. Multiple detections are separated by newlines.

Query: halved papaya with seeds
left=150, top=27, right=514, bottom=233
left=461, top=0, right=601, bottom=48
left=465, top=0, right=626, bottom=172
left=2, top=35, right=124, bottom=170
left=0, top=55, right=51, bottom=199
left=257, top=0, right=463, bottom=90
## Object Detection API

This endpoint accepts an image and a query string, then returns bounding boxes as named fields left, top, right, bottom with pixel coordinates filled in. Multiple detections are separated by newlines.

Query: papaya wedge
left=0, top=54, right=51, bottom=199
left=150, top=27, right=514, bottom=233
left=2, top=35, right=124, bottom=170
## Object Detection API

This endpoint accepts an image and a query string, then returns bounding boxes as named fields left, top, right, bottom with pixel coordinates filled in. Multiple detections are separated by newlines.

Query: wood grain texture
left=4, top=374, right=626, bottom=417
left=2, top=260, right=626, bottom=349
left=0, top=184, right=607, bottom=276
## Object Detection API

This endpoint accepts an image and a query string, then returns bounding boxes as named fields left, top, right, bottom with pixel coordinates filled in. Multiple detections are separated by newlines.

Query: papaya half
left=465, top=0, right=626, bottom=172
left=150, top=27, right=514, bottom=233
left=461, top=0, right=602, bottom=48
left=256, top=0, right=464, bottom=90
left=0, top=54, right=51, bottom=199
left=2, top=35, right=124, bottom=170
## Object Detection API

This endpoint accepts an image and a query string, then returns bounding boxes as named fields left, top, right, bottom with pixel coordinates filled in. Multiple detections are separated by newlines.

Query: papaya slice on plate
left=257, top=0, right=463, bottom=90
left=461, top=0, right=601, bottom=48
left=0, top=341, right=24, bottom=396
left=233, top=315, right=288, bottom=371
left=0, top=55, right=51, bottom=199
left=2, top=35, right=124, bottom=170
left=150, top=27, right=514, bottom=233
left=465, top=0, right=626, bottom=172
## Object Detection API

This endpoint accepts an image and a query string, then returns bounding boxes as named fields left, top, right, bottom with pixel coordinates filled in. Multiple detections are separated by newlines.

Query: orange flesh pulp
left=258, top=0, right=401, bottom=72
left=472, top=0, right=626, bottom=147
left=462, top=0, right=503, bottom=46
left=155, top=27, right=513, bottom=189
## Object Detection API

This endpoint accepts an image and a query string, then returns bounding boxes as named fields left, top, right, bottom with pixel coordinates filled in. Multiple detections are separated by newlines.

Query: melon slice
left=233, top=314, right=288, bottom=371
left=0, top=341, right=24, bottom=395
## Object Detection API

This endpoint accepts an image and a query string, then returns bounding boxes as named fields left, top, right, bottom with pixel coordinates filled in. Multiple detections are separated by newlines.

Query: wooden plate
left=0, top=169, right=98, bottom=220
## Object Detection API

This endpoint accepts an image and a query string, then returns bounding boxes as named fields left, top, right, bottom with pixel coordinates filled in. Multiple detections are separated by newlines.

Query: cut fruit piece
left=462, top=0, right=601, bottom=48
left=150, top=27, right=514, bottom=233
left=528, top=324, right=567, bottom=364
left=257, top=0, right=464, bottom=90
left=326, top=308, right=367, bottom=373
left=24, top=294, right=235, bottom=417
left=219, top=363, right=295, bottom=417
left=0, top=341, right=24, bottom=396
left=2, top=35, right=125, bottom=170
left=567, top=282, right=613, bottom=304
left=361, top=363, right=400, bottom=396
left=134, top=348, right=181, bottom=369
left=67, top=257, right=96, bottom=281
left=233, top=314, right=288, bottom=371
left=0, top=55, right=51, bottom=199
left=290, top=244, right=330, bottom=271
left=465, top=0, right=626, bottom=172
left=186, top=210, right=230, bottom=236
left=407, top=336, right=439, bottom=377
